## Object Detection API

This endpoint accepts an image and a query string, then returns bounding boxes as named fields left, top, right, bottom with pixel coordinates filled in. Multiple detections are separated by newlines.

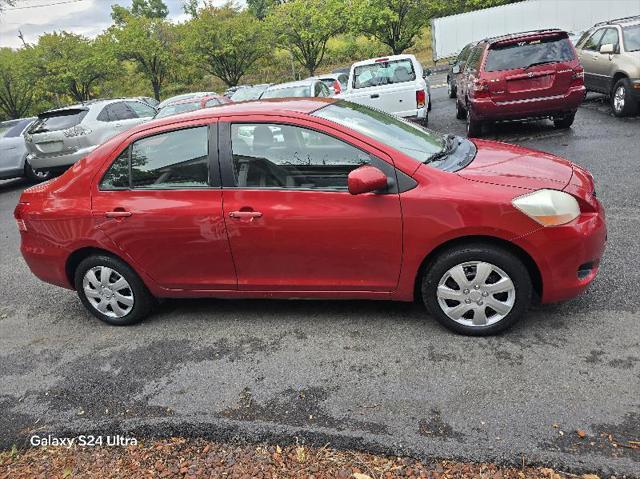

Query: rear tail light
left=472, top=79, right=490, bottom=99
left=416, top=89, right=426, bottom=108
left=571, top=67, right=584, bottom=87
left=332, top=80, right=341, bottom=94
left=14, top=202, right=28, bottom=232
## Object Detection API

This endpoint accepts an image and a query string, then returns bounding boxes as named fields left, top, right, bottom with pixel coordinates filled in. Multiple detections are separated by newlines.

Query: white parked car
left=338, top=54, right=430, bottom=125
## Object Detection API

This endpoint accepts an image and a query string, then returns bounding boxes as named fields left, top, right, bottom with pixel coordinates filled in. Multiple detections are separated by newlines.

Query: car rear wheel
left=448, top=80, right=457, bottom=99
left=553, top=113, right=575, bottom=129
left=455, top=99, right=466, bottom=119
left=466, top=108, right=482, bottom=137
left=611, top=79, right=638, bottom=117
left=74, top=255, right=154, bottom=326
left=24, top=161, right=53, bottom=183
left=421, top=244, right=532, bottom=335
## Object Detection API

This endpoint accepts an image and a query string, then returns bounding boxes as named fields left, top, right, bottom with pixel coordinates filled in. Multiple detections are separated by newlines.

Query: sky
left=0, top=0, right=232, bottom=48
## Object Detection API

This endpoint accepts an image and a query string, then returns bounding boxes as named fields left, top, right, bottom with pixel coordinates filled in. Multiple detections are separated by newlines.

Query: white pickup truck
left=337, top=54, right=431, bottom=125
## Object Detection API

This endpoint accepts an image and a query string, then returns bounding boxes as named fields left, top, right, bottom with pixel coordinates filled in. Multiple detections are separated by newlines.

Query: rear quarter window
left=484, top=35, right=575, bottom=72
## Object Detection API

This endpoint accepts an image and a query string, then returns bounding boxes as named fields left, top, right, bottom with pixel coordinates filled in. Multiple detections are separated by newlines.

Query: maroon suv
left=455, top=29, right=586, bottom=137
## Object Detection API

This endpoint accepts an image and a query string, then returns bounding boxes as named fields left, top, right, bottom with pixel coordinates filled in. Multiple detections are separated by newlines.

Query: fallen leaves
left=576, top=430, right=586, bottom=439
left=0, top=438, right=604, bottom=479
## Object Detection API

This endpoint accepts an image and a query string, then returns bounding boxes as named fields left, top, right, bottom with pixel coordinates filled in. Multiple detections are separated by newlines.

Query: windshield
left=623, top=24, right=640, bottom=52
left=29, top=109, right=87, bottom=134
left=155, top=101, right=200, bottom=118
left=232, top=85, right=268, bottom=102
left=353, top=59, right=416, bottom=89
left=261, top=86, right=311, bottom=98
left=312, top=101, right=442, bottom=162
left=485, top=35, right=575, bottom=71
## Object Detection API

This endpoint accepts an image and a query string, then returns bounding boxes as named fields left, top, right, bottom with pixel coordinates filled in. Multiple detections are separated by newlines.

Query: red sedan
left=14, top=99, right=606, bottom=335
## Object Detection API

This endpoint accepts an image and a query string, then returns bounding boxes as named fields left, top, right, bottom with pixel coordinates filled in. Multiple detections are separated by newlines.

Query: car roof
left=265, top=79, right=319, bottom=90
left=483, top=28, right=566, bottom=45
left=132, top=98, right=335, bottom=132
left=164, top=94, right=222, bottom=106
left=594, top=15, right=640, bottom=27
left=351, top=54, right=417, bottom=67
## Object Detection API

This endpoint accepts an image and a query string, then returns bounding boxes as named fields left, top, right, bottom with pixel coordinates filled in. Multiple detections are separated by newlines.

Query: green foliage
left=247, top=0, right=281, bottom=20
left=185, top=5, right=272, bottom=87
left=31, top=32, right=116, bottom=102
left=350, top=0, right=435, bottom=55
left=112, top=0, right=169, bottom=25
left=108, top=16, right=176, bottom=100
left=267, top=0, right=347, bottom=76
left=182, top=0, right=199, bottom=17
left=0, top=48, right=36, bottom=119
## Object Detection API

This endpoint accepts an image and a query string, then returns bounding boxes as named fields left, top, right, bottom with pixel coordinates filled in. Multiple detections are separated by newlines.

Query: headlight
left=512, top=189, right=580, bottom=226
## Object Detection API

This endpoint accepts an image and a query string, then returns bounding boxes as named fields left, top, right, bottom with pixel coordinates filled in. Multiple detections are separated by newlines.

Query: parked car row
left=446, top=16, right=640, bottom=136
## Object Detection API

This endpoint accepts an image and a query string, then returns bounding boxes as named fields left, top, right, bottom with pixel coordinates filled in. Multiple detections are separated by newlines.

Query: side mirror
left=600, top=43, right=615, bottom=54
left=424, top=68, right=432, bottom=77
left=452, top=65, right=461, bottom=74
left=348, top=165, right=388, bottom=195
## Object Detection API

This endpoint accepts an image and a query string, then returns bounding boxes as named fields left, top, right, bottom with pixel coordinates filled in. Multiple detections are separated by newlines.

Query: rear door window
left=28, top=109, right=88, bottom=133
left=126, top=101, right=156, bottom=118
left=623, top=24, right=640, bottom=52
left=353, top=59, right=416, bottom=89
left=484, top=35, right=575, bottom=72
left=109, top=102, right=137, bottom=120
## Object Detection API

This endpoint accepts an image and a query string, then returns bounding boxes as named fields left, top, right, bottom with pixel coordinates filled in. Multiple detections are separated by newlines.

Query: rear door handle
left=105, top=210, right=132, bottom=218
left=370, top=94, right=380, bottom=99
left=229, top=211, right=262, bottom=219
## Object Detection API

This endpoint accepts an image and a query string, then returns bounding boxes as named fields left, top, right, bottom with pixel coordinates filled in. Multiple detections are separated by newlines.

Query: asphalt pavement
left=0, top=76, right=638, bottom=475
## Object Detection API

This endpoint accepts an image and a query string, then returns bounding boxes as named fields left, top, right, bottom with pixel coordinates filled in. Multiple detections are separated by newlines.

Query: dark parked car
left=447, top=42, right=476, bottom=98
left=456, top=29, right=586, bottom=137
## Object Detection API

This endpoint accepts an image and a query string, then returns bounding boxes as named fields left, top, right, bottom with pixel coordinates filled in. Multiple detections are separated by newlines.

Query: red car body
left=15, top=99, right=606, bottom=330
left=457, top=30, right=586, bottom=133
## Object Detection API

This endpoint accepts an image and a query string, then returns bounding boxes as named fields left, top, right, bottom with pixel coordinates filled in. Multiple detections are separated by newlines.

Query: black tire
left=455, top=99, right=466, bottom=119
left=428, top=96, right=432, bottom=112
left=610, top=78, right=638, bottom=117
left=74, top=254, right=154, bottom=326
left=421, top=244, right=532, bottom=336
left=420, top=113, right=429, bottom=128
left=553, top=113, right=575, bottom=129
left=24, top=160, right=53, bottom=183
left=466, top=107, right=482, bottom=138
left=448, top=79, right=457, bottom=99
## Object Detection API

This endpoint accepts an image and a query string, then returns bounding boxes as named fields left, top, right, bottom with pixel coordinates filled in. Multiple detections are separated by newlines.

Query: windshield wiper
left=425, top=134, right=459, bottom=164
left=524, top=60, right=558, bottom=70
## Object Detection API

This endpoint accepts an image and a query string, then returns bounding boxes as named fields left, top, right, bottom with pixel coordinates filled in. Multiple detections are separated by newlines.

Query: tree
left=0, top=48, right=35, bottom=118
left=183, top=0, right=199, bottom=17
left=111, top=0, right=168, bottom=24
left=108, top=16, right=176, bottom=100
left=32, top=32, right=116, bottom=102
left=267, top=0, right=346, bottom=76
left=247, top=0, right=281, bottom=20
left=350, top=0, right=431, bottom=55
left=185, top=6, right=271, bottom=87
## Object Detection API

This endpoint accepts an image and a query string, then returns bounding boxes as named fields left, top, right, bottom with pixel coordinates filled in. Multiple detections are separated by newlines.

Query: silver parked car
left=261, top=79, right=331, bottom=99
left=156, top=92, right=217, bottom=109
left=0, top=117, right=52, bottom=182
left=25, top=99, right=156, bottom=171
left=308, top=73, right=349, bottom=95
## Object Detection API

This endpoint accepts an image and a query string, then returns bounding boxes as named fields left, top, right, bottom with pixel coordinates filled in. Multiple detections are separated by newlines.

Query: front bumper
left=513, top=203, right=606, bottom=304
left=28, top=145, right=96, bottom=170
left=629, top=79, right=640, bottom=100
left=470, top=86, right=586, bottom=121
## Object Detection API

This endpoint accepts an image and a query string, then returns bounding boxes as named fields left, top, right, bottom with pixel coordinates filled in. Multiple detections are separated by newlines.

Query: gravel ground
left=0, top=76, right=638, bottom=476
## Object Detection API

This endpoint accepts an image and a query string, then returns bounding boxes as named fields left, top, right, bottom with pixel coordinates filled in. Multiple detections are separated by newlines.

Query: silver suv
left=25, top=98, right=157, bottom=171
left=575, top=16, right=640, bottom=116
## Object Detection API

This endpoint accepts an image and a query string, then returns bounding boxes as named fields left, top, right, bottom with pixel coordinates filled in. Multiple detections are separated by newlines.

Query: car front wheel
left=421, top=244, right=532, bottom=335
left=553, top=113, right=575, bottom=129
left=466, top=108, right=482, bottom=137
left=448, top=80, right=457, bottom=99
left=611, top=78, right=638, bottom=117
left=455, top=99, right=466, bottom=119
left=74, top=255, right=154, bottom=326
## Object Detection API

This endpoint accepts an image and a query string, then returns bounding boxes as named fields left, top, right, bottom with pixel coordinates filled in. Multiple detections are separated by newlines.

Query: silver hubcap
left=83, top=266, right=134, bottom=318
left=436, top=261, right=515, bottom=327
left=614, top=86, right=625, bottom=112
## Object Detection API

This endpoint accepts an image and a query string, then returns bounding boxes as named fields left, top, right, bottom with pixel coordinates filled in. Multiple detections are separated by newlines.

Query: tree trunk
left=152, top=79, right=161, bottom=101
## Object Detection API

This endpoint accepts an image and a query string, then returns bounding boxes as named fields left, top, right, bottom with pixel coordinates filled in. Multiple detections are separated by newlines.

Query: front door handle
left=229, top=211, right=262, bottom=220
left=105, top=210, right=132, bottom=218
left=370, top=94, right=380, bottom=99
